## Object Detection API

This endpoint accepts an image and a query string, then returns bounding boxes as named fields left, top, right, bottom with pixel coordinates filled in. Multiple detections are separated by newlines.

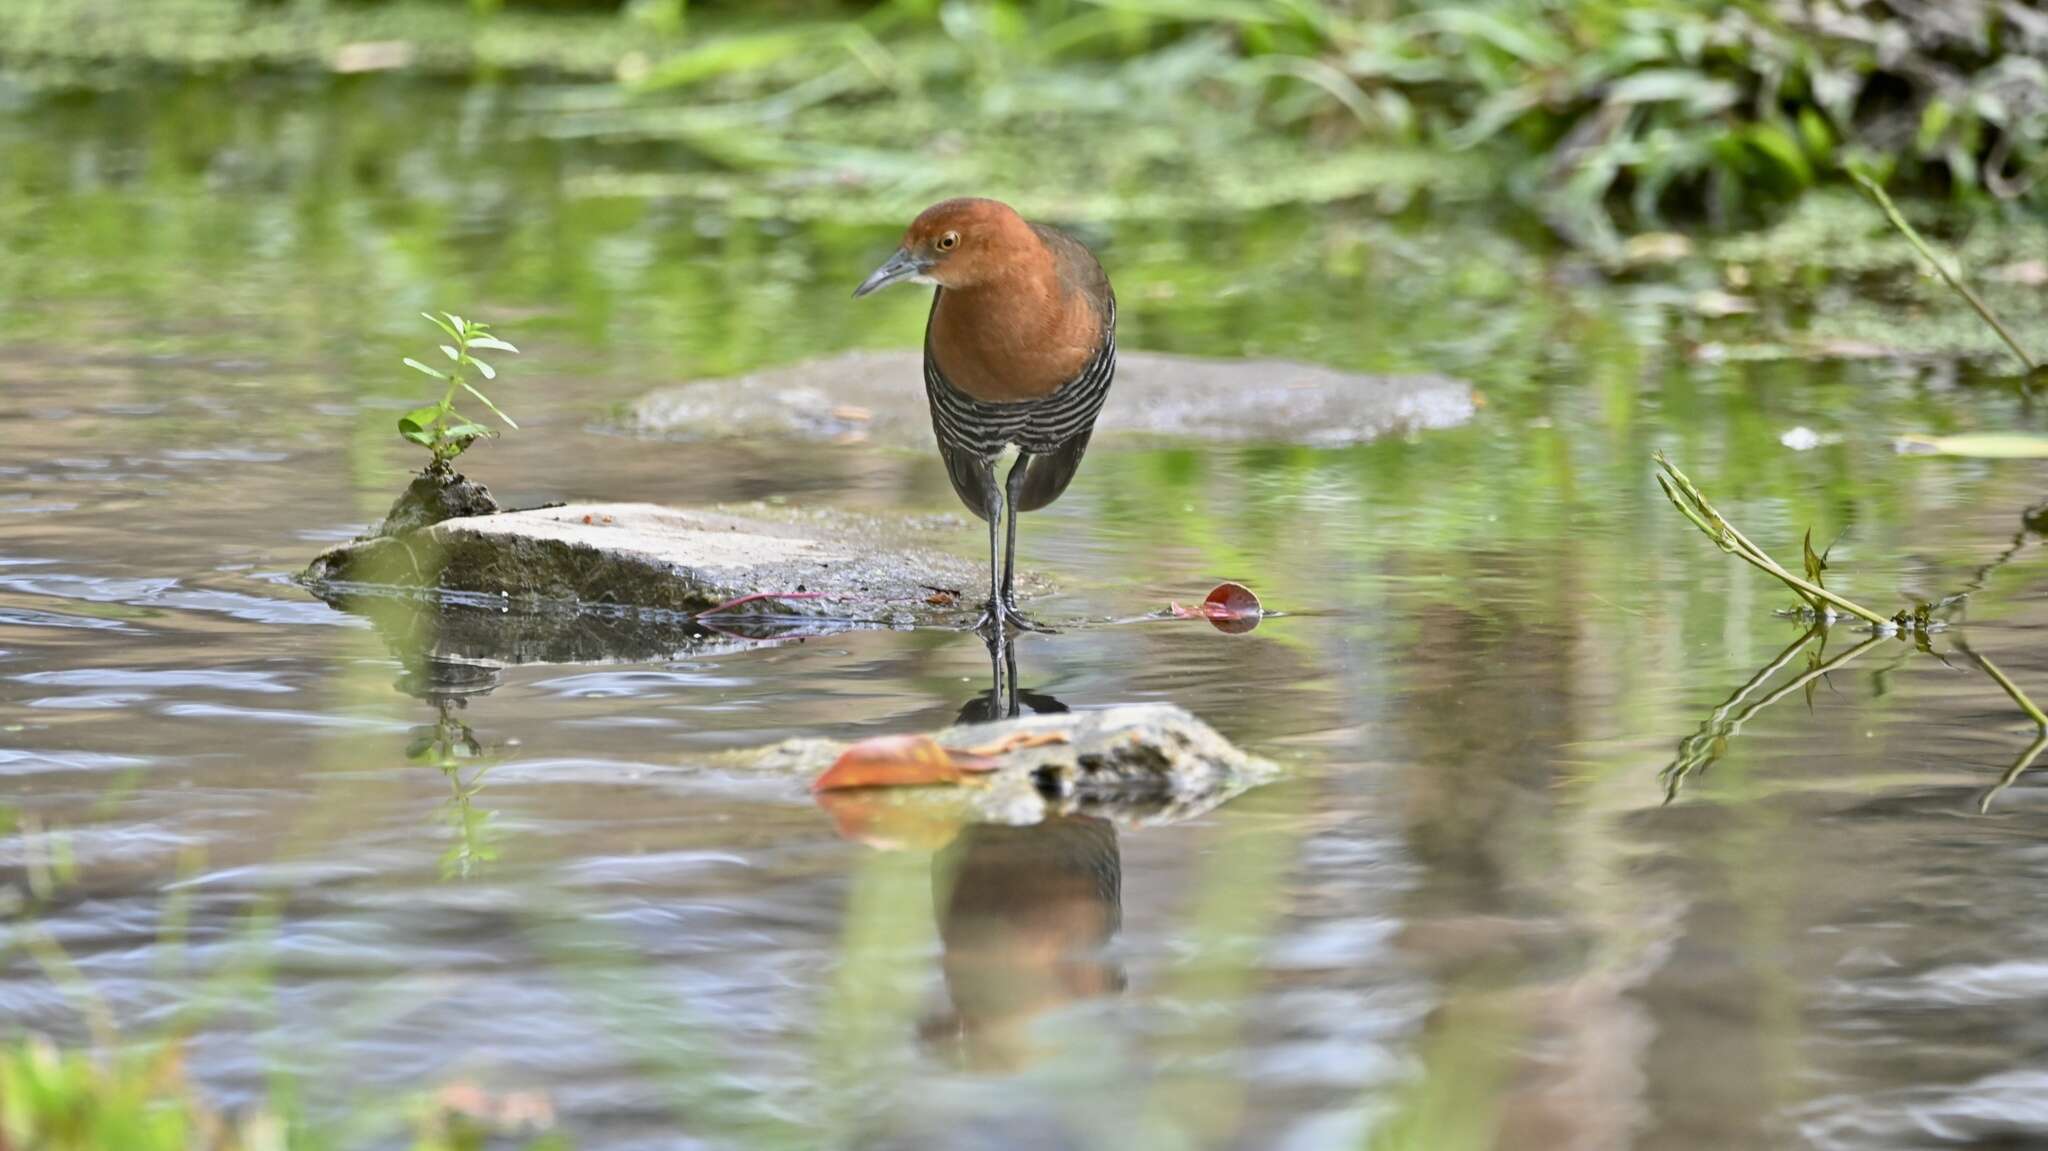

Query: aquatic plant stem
left=1654, top=453, right=1896, bottom=627
left=1662, top=627, right=1892, bottom=801
left=1851, top=172, right=2038, bottom=394
left=1964, top=646, right=2048, bottom=728
left=1958, top=643, right=2048, bottom=811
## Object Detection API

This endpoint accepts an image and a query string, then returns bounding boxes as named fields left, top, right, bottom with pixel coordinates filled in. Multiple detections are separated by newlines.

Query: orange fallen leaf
left=812, top=734, right=1001, bottom=791
left=815, top=791, right=970, bottom=851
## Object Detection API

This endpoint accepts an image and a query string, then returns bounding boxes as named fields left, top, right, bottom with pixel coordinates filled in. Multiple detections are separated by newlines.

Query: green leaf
left=466, top=335, right=519, bottom=354
left=1423, top=7, right=1567, bottom=68
left=1801, top=528, right=1828, bottom=589
left=444, top=313, right=467, bottom=337
left=440, top=344, right=460, bottom=362
left=398, top=404, right=442, bottom=447
left=422, top=312, right=461, bottom=341
left=1917, top=98, right=1953, bottom=154
left=1604, top=69, right=1739, bottom=115
left=1745, top=122, right=1813, bottom=186
left=442, top=422, right=494, bottom=440
left=471, top=357, right=495, bottom=380
left=461, top=381, right=518, bottom=429
left=402, top=357, right=447, bottom=380
left=1797, top=106, right=1834, bottom=156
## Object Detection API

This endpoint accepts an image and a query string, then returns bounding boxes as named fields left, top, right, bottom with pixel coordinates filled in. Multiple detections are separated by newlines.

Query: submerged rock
left=629, top=350, right=1475, bottom=448
left=302, top=501, right=1007, bottom=627
left=748, top=703, right=1278, bottom=829
left=376, top=468, right=501, bottom=538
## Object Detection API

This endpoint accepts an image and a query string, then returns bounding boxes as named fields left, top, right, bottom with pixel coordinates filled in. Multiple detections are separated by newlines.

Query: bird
left=925, top=814, right=1123, bottom=1070
left=853, top=197, right=1116, bottom=637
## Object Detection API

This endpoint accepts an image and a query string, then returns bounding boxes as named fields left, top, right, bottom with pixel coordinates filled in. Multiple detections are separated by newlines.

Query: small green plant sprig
left=400, top=312, right=520, bottom=472
left=1654, top=452, right=1939, bottom=632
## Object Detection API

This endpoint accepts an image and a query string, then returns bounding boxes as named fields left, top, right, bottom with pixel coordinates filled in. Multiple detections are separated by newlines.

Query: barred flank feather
left=924, top=292, right=1117, bottom=462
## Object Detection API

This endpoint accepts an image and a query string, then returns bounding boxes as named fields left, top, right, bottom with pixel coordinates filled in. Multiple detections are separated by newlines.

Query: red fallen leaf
left=811, top=734, right=1001, bottom=792
left=697, top=590, right=826, bottom=617
left=1201, top=581, right=1262, bottom=634
left=1168, top=581, right=1263, bottom=634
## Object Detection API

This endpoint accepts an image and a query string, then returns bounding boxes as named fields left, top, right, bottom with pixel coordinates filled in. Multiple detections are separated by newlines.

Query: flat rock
left=629, top=350, right=1476, bottom=448
left=744, top=703, right=1278, bottom=830
left=301, top=502, right=1011, bottom=627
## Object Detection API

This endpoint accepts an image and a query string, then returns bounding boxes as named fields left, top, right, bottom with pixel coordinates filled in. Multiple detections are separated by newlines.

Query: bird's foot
left=973, top=597, right=1056, bottom=637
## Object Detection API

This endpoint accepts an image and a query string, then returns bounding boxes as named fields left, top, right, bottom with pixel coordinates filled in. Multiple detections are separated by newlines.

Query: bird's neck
left=930, top=259, right=1099, bottom=403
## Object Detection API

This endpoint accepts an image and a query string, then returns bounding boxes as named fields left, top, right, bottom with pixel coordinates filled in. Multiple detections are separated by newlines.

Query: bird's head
left=853, top=198, right=1033, bottom=298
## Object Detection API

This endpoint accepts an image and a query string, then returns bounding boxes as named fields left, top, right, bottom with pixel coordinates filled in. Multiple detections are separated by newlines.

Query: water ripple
left=530, top=668, right=748, bottom=698
left=14, top=668, right=296, bottom=693
left=0, top=606, right=139, bottom=632
left=1839, top=959, right=2048, bottom=1006
left=0, top=748, right=150, bottom=773
left=1799, top=1070, right=2048, bottom=1149
left=158, top=702, right=406, bottom=731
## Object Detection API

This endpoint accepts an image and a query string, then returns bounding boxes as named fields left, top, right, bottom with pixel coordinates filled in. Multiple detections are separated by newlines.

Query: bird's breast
left=928, top=290, right=1104, bottom=404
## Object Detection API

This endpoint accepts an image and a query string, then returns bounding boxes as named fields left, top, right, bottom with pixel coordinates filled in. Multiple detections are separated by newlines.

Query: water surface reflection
left=4, top=72, right=2048, bottom=1151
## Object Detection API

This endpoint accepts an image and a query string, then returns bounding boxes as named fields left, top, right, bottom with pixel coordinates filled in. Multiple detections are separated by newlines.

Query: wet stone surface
left=629, top=349, right=1477, bottom=447
left=375, top=468, right=502, bottom=538
left=744, top=703, right=1279, bottom=829
left=301, top=502, right=1026, bottom=627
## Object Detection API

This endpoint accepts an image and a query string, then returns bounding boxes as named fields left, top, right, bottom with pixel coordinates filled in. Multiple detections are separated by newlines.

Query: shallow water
left=4, top=77, right=2048, bottom=1150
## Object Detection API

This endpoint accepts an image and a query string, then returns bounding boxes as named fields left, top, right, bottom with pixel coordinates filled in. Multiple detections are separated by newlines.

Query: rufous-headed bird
left=854, top=198, right=1116, bottom=636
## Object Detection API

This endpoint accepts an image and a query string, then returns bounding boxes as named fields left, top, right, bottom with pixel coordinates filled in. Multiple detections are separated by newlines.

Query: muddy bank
left=302, top=501, right=1025, bottom=629
left=629, top=350, right=1476, bottom=448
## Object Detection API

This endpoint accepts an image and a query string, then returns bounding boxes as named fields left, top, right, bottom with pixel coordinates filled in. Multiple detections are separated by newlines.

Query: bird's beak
left=853, top=248, right=928, bottom=298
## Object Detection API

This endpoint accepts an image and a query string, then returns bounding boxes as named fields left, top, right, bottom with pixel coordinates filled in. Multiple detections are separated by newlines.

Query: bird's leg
left=998, top=452, right=1054, bottom=633
left=980, top=625, right=1017, bottom=720
left=973, top=459, right=1006, bottom=638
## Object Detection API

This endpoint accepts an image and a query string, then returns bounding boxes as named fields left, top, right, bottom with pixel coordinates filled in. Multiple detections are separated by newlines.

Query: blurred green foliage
left=4, top=0, right=2044, bottom=247
left=0, top=1032, right=570, bottom=1150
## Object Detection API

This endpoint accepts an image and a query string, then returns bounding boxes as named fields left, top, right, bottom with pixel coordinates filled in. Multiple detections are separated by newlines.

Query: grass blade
left=1851, top=171, right=2037, bottom=390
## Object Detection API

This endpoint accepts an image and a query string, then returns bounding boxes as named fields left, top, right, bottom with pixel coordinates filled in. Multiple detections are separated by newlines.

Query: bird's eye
left=937, top=232, right=959, bottom=251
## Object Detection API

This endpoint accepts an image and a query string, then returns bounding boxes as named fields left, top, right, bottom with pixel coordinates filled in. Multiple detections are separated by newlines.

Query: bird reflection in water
left=920, top=635, right=1125, bottom=1071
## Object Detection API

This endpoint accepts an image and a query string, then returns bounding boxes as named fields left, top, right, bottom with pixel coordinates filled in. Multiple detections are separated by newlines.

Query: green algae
left=1713, top=191, right=2048, bottom=281
left=1702, top=189, right=2048, bottom=366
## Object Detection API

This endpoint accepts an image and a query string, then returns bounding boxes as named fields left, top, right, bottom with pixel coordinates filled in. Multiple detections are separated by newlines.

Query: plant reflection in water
left=397, top=654, right=503, bottom=880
